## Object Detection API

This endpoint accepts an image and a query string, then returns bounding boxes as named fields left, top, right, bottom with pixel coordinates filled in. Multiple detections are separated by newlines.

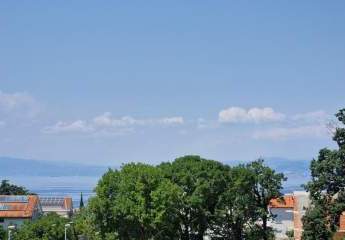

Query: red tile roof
left=0, top=195, right=39, bottom=218
left=269, top=196, right=294, bottom=208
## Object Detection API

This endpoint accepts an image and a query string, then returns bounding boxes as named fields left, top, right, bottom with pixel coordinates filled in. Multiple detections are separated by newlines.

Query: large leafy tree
left=88, top=163, right=183, bottom=240
left=247, top=159, right=286, bottom=240
left=79, top=155, right=285, bottom=240
left=0, top=180, right=29, bottom=195
left=302, top=109, right=345, bottom=240
left=211, top=165, right=258, bottom=239
left=159, top=155, right=229, bottom=240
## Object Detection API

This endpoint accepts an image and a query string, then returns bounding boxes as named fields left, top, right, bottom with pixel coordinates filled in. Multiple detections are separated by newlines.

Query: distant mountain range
left=0, top=156, right=311, bottom=190
left=0, top=157, right=108, bottom=177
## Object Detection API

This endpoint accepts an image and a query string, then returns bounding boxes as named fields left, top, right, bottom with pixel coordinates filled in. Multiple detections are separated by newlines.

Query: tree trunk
left=263, top=215, right=268, bottom=240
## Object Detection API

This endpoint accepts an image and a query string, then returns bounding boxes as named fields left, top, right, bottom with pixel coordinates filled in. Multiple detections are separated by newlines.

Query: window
left=0, top=218, right=4, bottom=223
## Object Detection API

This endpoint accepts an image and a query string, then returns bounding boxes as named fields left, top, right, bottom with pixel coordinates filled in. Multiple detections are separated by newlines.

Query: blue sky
left=0, top=1, right=344, bottom=165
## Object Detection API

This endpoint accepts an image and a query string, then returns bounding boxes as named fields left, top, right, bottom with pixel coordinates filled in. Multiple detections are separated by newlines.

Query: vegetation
left=0, top=180, right=30, bottom=195
left=88, top=163, right=183, bottom=239
left=85, top=156, right=284, bottom=240
left=158, top=156, right=229, bottom=239
left=80, top=192, right=85, bottom=209
left=0, top=226, right=6, bottom=240
left=302, top=108, right=345, bottom=240
left=248, top=159, right=286, bottom=240
left=11, top=213, right=69, bottom=240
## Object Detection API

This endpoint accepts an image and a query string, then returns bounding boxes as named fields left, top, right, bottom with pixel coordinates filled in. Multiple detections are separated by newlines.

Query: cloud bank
left=43, top=112, right=184, bottom=134
left=0, top=91, right=41, bottom=127
left=219, top=107, right=285, bottom=123
left=0, top=91, right=39, bottom=116
left=218, top=106, right=331, bottom=140
left=252, top=124, right=328, bottom=140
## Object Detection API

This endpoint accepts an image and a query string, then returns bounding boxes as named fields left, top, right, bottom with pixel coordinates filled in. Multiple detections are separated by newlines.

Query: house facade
left=292, top=191, right=345, bottom=240
left=268, top=195, right=294, bottom=239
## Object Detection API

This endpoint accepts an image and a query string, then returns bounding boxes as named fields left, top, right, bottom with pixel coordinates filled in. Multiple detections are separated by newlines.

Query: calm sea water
left=4, top=173, right=307, bottom=208
left=4, top=176, right=100, bottom=207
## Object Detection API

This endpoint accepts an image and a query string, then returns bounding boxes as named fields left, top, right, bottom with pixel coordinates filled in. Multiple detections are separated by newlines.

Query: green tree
left=302, top=108, right=345, bottom=240
left=73, top=208, right=102, bottom=240
left=12, top=213, right=69, bottom=240
left=0, top=180, right=29, bottom=195
left=302, top=204, right=331, bottom=240
left=0, top=226, right=6, bottom=240
left=211, top=165, right=258, bottom=239
left=88, top=163, right=182, bottom=240
left=247, top=159, right=286, bottom=240
left=159, top=155, right=229, bottom=240
left=79, top=192, right=84, bottom=209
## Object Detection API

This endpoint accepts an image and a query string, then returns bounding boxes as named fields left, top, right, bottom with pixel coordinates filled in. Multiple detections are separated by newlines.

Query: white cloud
left=291, top=110, right=329, bottom=123
left=217, top=107, right=332, bottom=140
left=219, top=107, right=285, bottom=123
left=159, top=117, right=184, bottom=125
left=92, top=113, right=184, bottom=128
left=43, top=120, right=93, bottom=134
left=0, top=91, right=40, bottom=118
left=252, top=124, right=329, bottom=140
left=44, top=113, right=184, bottom=134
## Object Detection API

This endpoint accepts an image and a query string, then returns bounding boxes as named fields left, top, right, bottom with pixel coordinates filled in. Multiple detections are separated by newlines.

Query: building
left=39, top=196, right=73, bottom=218
left=292, top=191, right=345, bottom=240
left=268, top=195, right=294, bottom=239
left=292, top=191, right=310, bottom=240
left=0, top=195, right=42, bottom=229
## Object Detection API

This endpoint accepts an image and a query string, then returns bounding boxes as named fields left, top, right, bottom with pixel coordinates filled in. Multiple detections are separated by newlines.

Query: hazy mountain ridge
left=0, top=157, right=109, bottom=177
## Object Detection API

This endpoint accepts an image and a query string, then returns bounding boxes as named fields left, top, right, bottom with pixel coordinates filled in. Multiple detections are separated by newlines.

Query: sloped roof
left=269, top=195, right=294, bottom=208
left=0, top=195, right=39, bottom=218
left=39, top=196, right=73, bottom=210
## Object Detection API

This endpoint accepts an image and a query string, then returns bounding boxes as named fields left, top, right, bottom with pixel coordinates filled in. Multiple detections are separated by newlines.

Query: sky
left=0, top=1, right=344, bottom=166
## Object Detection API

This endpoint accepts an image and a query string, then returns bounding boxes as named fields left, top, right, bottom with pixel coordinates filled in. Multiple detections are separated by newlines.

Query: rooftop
left=269, top=195, right=294, bottom=209
left=39, top=196, right=73, bottom=211
left=0, top=195, right=40, bottom=218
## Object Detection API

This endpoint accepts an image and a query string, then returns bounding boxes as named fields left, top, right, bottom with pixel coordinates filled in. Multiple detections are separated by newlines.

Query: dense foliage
left=0, top=180, right=30, bottom=195
left=11, top=213, right=69, bottom=240
left=0, top=226, right=6, bottom=240
left=85, top=156, right=285, bottom=240
left=302, top=109, right=345, bottom=240
left=159, top=156, right=229, bottom=239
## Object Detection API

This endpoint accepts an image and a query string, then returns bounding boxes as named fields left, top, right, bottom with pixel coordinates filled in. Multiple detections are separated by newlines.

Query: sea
left=4, top=173, right=307, bottom=208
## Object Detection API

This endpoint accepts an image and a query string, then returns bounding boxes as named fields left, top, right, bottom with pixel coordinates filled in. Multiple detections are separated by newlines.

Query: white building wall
left=268, top=208, right=294, bottom=239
